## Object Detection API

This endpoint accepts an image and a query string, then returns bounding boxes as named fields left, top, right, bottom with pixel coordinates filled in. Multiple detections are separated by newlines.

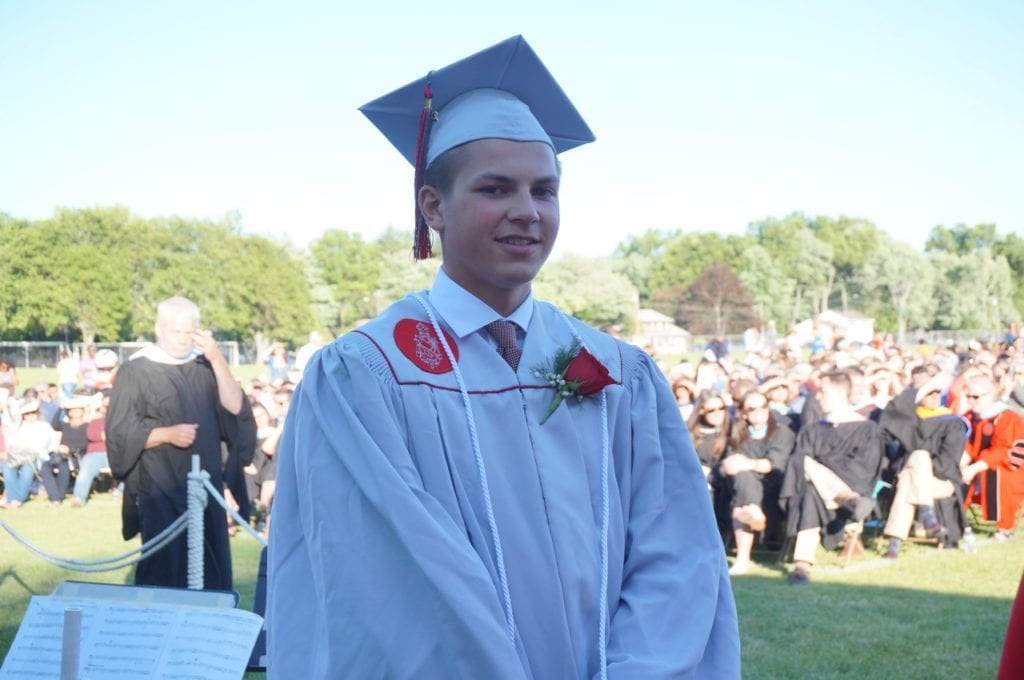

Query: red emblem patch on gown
left=394, top=319, right=459, bottom=374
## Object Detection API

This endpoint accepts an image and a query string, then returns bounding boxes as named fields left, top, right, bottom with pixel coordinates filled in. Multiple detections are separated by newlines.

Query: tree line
left=1, top=207, right=1019, bottom=347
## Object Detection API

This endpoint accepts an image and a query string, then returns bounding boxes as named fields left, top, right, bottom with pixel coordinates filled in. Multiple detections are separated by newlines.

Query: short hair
left=423, top=141, right=562, bottom=196
left=819, top=370, right=853, bottom=400
left=967, top=375, right=997, bottom=397
left=156, top=296, right=200, bottom=327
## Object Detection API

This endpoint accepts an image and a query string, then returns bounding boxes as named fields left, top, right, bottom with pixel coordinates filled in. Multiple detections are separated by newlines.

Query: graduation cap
left=360, top=35, right=595, bottom=259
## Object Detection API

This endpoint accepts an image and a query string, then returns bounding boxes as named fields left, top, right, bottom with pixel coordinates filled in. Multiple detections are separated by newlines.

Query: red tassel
left=413, top=85, right=434, bottom=260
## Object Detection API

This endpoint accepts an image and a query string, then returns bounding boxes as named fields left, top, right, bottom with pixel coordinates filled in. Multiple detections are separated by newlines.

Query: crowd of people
left=0, top=341, right=292, bottom=537
left=666, top=329, right=1024, bottom=582
left=3, top=327, right=1023, bottom=587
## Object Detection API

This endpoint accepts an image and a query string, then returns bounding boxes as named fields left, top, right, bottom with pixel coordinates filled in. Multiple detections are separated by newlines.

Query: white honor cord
left=413, top=294, right=517, bottom=645
left=557, top=312, right=610, bottom=680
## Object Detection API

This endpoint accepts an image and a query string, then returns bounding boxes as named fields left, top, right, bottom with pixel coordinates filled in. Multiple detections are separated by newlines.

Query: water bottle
left=962, top=526, right=977, bottom=554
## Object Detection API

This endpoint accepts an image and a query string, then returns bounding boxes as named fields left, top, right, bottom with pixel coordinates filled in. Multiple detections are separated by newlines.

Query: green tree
left=373, top=251, right=440, bottom=317
left=924, top=223, right=998, bottom=255
left=309, top=229, right=382, bottom=328
left=9, top=206, right=142, bottom=342
left=736, top=245, right=794, bottom=328
left=534, top=255, right=638, bottom=333
left=648, top=232, right=752, bottom=294
left=994, top=233, right=1024, bottom=319
left=930, top=248, right=1017, bottom=330
left=673, top=263, right=757, bottom=335
left=810, top=216, right=882, bottom=311
left=749, top=214, right=833, bottom=323
left=859, top=238, right=936, bottom=342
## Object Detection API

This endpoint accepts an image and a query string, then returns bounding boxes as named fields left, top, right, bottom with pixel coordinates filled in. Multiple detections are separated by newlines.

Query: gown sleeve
left=266, top=339, right=526, bottom=680
left=604, top=350, right=740, bottom=678
left=106, top=361, right=153, bottom=482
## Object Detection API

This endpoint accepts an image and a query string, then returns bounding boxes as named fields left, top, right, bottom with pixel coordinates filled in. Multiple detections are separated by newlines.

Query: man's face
left=966, top=380, right=997, bottom=414
left=156, top=311, right=198, bottom=359
left=426, top=138, right=559, bottom=312
left=818, top=378, right=849, bottom=415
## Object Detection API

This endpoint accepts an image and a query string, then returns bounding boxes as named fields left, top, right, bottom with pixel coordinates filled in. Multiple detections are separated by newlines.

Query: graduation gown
left=107, top=353, right=255, bottom=590
left=879, top=387, right=968, bottom=545
left=267, top=295, right=739, bottom=679
left=780, top=419, right=883, bottom=549
left=966, top=406, right=1024, bottom=531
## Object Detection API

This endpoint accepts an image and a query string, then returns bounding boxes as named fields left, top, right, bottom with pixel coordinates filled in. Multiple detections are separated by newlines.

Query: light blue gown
left=267, top=277, right=739, bottom=679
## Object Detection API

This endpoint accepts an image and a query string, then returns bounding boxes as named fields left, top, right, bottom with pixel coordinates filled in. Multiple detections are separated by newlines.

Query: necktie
left=485, top=320, right=522, bottom=371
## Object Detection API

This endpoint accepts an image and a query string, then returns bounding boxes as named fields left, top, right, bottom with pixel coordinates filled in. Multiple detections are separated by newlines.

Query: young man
left=267, top=36, right=739, bottom=678
left=878, top=375, right=967, bottom=557
left=780, top=370, right=884, bottom=584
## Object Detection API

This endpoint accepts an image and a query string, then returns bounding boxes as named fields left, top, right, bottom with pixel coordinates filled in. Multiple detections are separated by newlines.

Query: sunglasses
left=745, top=404, right=769, bottom=413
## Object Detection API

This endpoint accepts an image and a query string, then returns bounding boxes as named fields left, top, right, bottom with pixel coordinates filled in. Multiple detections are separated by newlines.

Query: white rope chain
left=0, top=467, right=266, bottom=575
left=413, top=294, right=517, bottom=644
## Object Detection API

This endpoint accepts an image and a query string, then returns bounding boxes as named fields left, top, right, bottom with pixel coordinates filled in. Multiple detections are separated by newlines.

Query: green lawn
left=1, top=492, right=1021, bottom=678
left=8, top=364, right=267, bottom=395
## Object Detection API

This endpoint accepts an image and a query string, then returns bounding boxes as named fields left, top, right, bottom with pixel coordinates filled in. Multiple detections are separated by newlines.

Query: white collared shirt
left=428, top=267, right=533, bottom=351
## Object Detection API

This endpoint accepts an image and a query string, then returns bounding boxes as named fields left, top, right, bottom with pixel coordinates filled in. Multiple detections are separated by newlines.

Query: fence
left=0, top=341, right=241, bottom=368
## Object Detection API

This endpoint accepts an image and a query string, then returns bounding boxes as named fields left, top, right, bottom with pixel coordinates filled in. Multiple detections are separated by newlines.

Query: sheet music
left=1, top=596, right=262, bottom=679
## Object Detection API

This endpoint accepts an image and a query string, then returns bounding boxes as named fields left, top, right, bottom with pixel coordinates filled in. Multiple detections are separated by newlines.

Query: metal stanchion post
left=60, top=607, right=82, bottom=680
left=187, top=454, right=204, bottom=590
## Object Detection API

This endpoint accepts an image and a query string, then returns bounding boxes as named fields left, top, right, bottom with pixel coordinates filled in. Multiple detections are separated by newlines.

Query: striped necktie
left=485, top=320, right=522, bottom=371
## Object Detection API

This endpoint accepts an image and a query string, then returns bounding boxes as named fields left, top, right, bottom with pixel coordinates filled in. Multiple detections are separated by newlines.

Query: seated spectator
left=879, top=378, right=967, bottom=557
left=42, top=396, right=90, bottom=505
left=33, top=383, right=60, bottom=426
left=72, top=392, right=110, bottom=507
left=780, top=371, right=884, bottom=584
left=244, top=401, right=278, bottom=535
left=93, top=349, right=118, bottom=391
left=720, top=390, right=795, bottom=575
left=963, top=375, right=1024, bottom=540
left=867, top=368, right=899, bottom=410
left=760, top=376, right=792, bottom=417
left=671, top=376, right=697, bottom=422
left=1, top=400, right=59, bottom=509
left=687, top=391, right=731, bottom=481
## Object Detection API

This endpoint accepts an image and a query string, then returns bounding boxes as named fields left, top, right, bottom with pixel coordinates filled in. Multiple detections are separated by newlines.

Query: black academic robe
left=107, top=355, right=254, bottom=590
left=878, top=388, right=968, bottom=546
left=780, top=419, right=884, bottom=549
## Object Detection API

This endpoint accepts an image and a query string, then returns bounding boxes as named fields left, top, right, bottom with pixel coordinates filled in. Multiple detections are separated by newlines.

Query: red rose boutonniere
left=533, top=339, right=615, bottom=424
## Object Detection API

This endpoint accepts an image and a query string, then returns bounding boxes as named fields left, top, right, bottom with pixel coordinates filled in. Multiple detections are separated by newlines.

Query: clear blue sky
left=1, top=1, right=1021, bottom=258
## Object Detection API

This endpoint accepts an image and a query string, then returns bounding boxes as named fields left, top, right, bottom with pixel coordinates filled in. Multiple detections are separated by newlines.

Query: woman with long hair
left=687, top=391, right=731, bottom=481
left=719, top=389, right=795, bottom=575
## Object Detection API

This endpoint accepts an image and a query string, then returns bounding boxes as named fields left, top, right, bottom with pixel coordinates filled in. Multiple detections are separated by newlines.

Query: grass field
left=7, top=364, right=267, bottom=395
left=2, top=491, right=1022, bottom=678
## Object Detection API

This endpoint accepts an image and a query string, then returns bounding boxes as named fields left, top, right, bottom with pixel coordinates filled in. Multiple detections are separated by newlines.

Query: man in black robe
left=107, top=296, right=254, bottom=590
left=878, top=377, right=967, bottom=556
left=780, top=370, right=884, bottom=584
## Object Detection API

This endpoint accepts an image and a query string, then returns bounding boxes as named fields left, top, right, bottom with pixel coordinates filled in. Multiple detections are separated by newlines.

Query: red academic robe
left=966, top=408, right=1024, bottom=532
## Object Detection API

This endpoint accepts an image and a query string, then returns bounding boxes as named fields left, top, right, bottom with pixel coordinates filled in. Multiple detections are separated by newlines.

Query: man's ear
left=418, top=185, right=444, bottom=234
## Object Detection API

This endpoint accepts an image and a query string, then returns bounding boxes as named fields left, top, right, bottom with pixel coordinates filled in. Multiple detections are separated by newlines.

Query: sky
left=1, top=1, right=1021, bottom=259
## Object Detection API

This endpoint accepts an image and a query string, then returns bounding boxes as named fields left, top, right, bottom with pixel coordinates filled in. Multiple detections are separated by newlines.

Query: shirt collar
left=428, top=267, right=534, bottom=339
